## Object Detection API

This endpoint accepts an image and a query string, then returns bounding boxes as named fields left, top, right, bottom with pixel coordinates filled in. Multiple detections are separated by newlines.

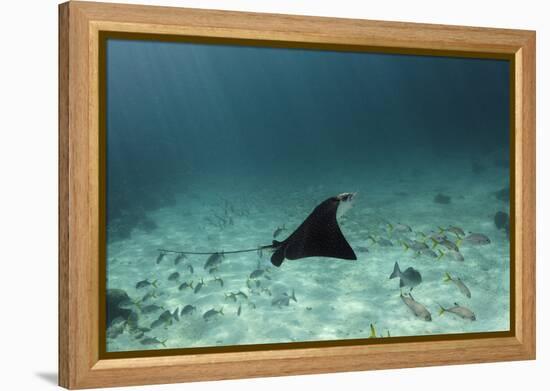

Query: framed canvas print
left=58, top=1, right=536, bottom=389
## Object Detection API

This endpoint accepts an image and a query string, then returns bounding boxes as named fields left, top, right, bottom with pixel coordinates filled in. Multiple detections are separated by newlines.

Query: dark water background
left=105, top=39, right=509, bottom=241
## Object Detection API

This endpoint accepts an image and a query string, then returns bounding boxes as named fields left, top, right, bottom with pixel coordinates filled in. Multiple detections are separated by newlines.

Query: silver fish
left=141, top=291, right=157, bottom=302
left=204, top=252, right=224, bottom=270
left=428, top=232, right=447, bottom=244
left=136, top=279, right=157, bottom=290
left=141, top=304, right=163, bottom=314
left=172, top=308, right=180, bottom=322
left=439, top=303, right=476, bottom=320
left=140, top=337, right=167, bottom=347
left=203, top=308, right=224, bottom=321
left=390, top=223, right=412, bottom=233
left=400, top=293, right=432, bottom=321
left=236, top=291, right=248, bottom=300
left=419, top=248, right=438, bottom=258
left=271, top=296, right=290, bottom=307
left=168, top=272, right=180, bottom=281
left=440, top=238, right=459, bottom=252
left=150, top=319, right=165, bottom=329
left=118, top=297, right=138, bottom=309
left=174, top=253, right=186, bottom=265
left=439, top=226, right=465, bottom=237
left=133, top=331, right=145, bottom=340
left=356, top=246, right=369, bottom=253
left=443, top=273, right=471, bottom=298
left=367, top=235, right=393, bottom=246
left=158, top=310, right=173, bottom=321
left=403, top=240, right=429, bottom=252
left=194, top=278, right=205, bottom=294
left=462, top=233, right=491, bottom=245
left=273, top=225, right=286, bottom=238
left=178, top=281, right=194, bottom=291
left=389, top=262, right=422, bottom=290
left=180, top=304, right=196, bottom=316
left=106, top=323, right=125, bottom=339
left=271, top=290, right=297, bottom=307
left=225, top=292, right=238, bottom=302
left=156, top=253, right=166, bottom=264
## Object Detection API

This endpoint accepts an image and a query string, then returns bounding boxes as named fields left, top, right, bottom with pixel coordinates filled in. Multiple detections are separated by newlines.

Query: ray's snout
left=337, top=192, right=357, bottom=202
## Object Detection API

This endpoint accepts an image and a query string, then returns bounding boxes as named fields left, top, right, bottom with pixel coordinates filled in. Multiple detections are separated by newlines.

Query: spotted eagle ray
left=158, top=192, right=358, bottom=268
left=269, top=192, right=357, bottom=266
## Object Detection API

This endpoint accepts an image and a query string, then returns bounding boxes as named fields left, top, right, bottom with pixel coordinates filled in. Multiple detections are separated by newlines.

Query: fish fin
left=271, top=247, right=285, bottom=267
left=291, top=289, right=297, bottom=302
left=369, top=324, right=377, bottom=338
left=408, top=293, right=415, bottom=301
left=443, top=272, right=452, bottom=282
left=389, top=262, right=400, bottom=279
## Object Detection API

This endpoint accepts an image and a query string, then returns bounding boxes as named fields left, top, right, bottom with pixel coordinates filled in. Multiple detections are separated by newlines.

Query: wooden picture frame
left=58, top=1, right=536, bottom=389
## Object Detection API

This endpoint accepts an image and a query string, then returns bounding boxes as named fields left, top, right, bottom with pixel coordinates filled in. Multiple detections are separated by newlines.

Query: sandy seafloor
left=106, top=159, right=510, bottom=352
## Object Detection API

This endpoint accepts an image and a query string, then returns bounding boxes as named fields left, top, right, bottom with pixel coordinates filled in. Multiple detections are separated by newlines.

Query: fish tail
left=437, top=304, right=446, bottom=316
left=437, top=249, right=445, bottom=260
left=431, top=239, right=438, bottom=249
left=402, top=242, right=409, bottom=251
left=291, top=289, right=297, bottom=303
left=438, top=226, right=446, bottom=233
left=151, top=280, right=158, bottom=289
left=443, top=272, right=452, bottom=282
left=456, top=239, right=463, bottom=248
left=369, top=323, right=377, bottom=338
left=161, top=339, right=167, bottom=347
left=387, top=222, right=394, bottom=232
left=389, top=262, right=401, bottom=279
left=367, top=234, right=377, bottom=243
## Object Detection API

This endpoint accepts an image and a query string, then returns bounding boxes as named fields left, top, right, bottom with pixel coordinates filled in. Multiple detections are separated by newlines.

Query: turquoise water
left=104, top=39, right=510, bottom=352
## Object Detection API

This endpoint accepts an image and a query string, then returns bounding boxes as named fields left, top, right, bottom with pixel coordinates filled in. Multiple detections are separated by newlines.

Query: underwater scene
left=104, top=38, right=511, bottom=352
